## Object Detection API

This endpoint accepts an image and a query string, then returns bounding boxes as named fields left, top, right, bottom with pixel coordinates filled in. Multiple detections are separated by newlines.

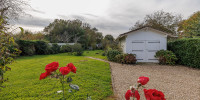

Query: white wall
left=119, top=37, right=126, bottom=53
left=125, top=29, right=167, bottom=54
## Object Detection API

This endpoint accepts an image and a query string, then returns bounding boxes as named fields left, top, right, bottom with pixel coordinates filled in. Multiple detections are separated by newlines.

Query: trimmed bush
left=106, top=49, right=121, bottom=61
left=34, top=41, right=49, bottom=55
left=16, top=40, right=35, bottom=56
left=155, top=50, right=177, bottom=65
left=61, top=45, right=72, bottom=53
left=72, top=43, right=83, bottom=56
left=51, top=44, right=60, bottom=54
left=168, top=39, right=200, bottom=68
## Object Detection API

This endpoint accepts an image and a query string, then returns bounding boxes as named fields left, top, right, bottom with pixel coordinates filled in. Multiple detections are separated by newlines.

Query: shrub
left=123, top=54, right=137, bottom=64
left=72, top=43, right=83, bottom=56
left=115, top=54, right=125, bottom=63
left=34, top=41, right=50, bottom=55
left=61, top=45, right=72, bottom=53
left=106, top=49, right=121, bottom=61
left=16, top=40, right=35, bottom=56
left=168, top=39, right=200, bottom=68
left=51, top=44, right=60, bottom=54
left=155, top=50, right=177, bottom=65
left=115, top=53, right=137, bottom=64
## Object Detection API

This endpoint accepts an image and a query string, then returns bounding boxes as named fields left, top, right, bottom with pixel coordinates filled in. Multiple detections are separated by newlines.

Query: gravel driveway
left=88, top=57, right=200, bottom=100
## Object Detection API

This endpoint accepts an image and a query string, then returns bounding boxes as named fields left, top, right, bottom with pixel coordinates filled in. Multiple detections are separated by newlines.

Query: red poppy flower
left=39, top=72, right=50, bottom=80
left=45, top=62, right=59, bottom=73
left=67, top=63, right=76, bottom=73
left=59, top=67, right=71, bottom=75
left=144, top=89, right=166, bottom=100
left=137, top=76, right=149, bottom=85
left=125, top=90, right=140, bottom=100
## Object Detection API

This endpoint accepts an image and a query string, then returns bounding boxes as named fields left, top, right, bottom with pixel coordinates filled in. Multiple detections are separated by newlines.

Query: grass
left=83, top=50, right=107, bottom=60
left=0, top=51, right=112, bottom=100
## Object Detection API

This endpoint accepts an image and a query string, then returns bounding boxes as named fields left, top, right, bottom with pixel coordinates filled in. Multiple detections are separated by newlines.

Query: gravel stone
left=87, top=57, right=200, bottom=100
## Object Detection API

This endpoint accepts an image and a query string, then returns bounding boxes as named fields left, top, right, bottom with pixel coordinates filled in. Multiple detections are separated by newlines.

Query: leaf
left=19, top=27, right=24, bottom=35
left=69, top=84, right=79, bottom=91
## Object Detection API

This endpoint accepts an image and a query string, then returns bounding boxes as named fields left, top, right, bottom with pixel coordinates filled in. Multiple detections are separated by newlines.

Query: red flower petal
left=137, top=76, right=149, bottom=85
left=67, top=63, right=76, bottom=73
left=59, top=67, right=71, bottom=75
left=144, top=89, right=166, bottom=100
left=39, top=72, right=50, bottom=80
left=45, top=62, right=59, bottom=73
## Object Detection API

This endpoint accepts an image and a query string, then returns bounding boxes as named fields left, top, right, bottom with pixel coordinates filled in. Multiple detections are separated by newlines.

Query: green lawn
left=0, top=51, right=112, bottom=100
left=83, top=50, right=107, bottom=60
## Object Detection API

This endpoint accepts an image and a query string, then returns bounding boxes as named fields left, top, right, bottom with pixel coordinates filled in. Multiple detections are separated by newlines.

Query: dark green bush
left=106, top=49, right=121, bottom=61
left=34, top=41, right=49, bottom=55
left=72, top=43, right=83, bottom=56
left=16, top=40, right=35, bottom=56
left=51, top=44, right=60, bottom=54
left=155, top=50, right=177, bottom=65
left=61, top=44, right=72, bottom=53
left=168, top=39, right=200, bottom=68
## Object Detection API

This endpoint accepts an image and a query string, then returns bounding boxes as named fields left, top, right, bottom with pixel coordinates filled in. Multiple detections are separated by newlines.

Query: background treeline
left=13, top=19, right=119, bottom=51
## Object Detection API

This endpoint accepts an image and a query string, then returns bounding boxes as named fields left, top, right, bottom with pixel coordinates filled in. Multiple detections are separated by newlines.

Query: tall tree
left=178, top=11, right=200, bottom=37
left=0, top=0, right=28, bottom=20
left=130, top=10, right=182, bottom=35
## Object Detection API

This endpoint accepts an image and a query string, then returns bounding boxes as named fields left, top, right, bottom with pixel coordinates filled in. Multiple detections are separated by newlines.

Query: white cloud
left=13, top=0, right=200, bottom=38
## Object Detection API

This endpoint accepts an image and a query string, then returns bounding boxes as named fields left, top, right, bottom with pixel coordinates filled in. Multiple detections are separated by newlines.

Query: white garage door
left=131, top=40, right=160, bottom=62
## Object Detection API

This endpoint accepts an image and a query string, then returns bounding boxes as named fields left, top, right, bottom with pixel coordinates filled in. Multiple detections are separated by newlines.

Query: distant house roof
left=119, top=26, right=177, bottom=38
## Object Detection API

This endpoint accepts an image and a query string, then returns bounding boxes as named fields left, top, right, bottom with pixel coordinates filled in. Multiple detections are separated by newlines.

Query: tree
left=102, top=34, right=116, bottom=50
left=13, top=30, right=46, bottom=41
left=130, top=10, right=182, bottom=35
left=0, top=0, right=28, bottom=20
left=178, top=11, right=200, bottom=38
left=0, top=17, right=20, bottom=88
left=44, top=19, right=104, bottom=50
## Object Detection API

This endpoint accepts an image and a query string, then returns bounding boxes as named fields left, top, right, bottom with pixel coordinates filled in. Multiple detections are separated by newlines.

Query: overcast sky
left=12, top=0, right=200, bottom=37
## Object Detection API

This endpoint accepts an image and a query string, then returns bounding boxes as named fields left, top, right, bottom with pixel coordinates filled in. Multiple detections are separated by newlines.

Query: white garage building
left=118, top=26, right=176, bottom=62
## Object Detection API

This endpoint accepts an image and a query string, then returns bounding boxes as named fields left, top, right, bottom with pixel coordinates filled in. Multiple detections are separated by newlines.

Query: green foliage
left=0, top=17, right=20, bottom=87
left=115, top=54, right=125, bottom=63
left=106, top=49, right=121, bottom=61
left=16, top=40, right=54, bottom=56
left=34, top=41, right=49, bottom=55
left=16, top=40, right=35, bottom=56
left=155, top=50, right=178, bottom=65
left=168, top=39, right=200, bottom=68
left=115, top=54, right=137, bottom=64
left=72, top=43, right=83, bottom=56
left=178, top=11, right=200, bottom=37
left=61, top=45, right=72, bottom=53
left=0, top=53, right=113, bottom=99
left=51, top=44, right=60, bottom=54
left=44, top=19, right=104, bottom=50
left=130, top=10, right=182, bottom=35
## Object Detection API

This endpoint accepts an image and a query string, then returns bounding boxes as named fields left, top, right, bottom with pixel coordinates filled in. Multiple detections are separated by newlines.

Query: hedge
left=16, top=40, right=84, bottom=56
left=168, top=38, right=200, bottom=68
left=16, top=40, right=35, bottom=56
left=34, top=41, right=49, bottom=55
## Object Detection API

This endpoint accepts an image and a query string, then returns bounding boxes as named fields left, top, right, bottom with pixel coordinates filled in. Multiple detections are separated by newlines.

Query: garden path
left=87, top=57, right=200, bottom=100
